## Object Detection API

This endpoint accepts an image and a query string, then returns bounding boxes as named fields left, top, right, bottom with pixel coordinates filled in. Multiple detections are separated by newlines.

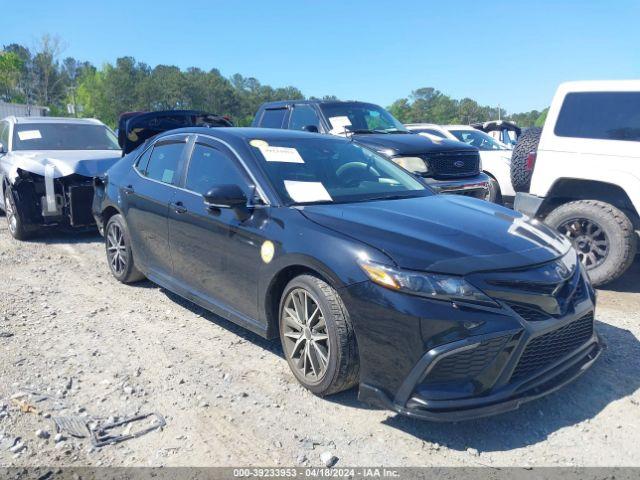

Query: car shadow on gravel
left=19, top=228, right=103, bottom=245
left=381, top=320, right=640, bottom=452
left=598, top=257, right=640, bottom=294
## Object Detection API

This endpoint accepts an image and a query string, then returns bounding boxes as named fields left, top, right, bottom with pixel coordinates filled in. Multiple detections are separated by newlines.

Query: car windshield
left=449, top=129, right=508, bottom=150
left=319, top=102, right=409, bottom=134
left=249, top=137, right=431, bottom=205
left=12, top=123, right=120, bottom=151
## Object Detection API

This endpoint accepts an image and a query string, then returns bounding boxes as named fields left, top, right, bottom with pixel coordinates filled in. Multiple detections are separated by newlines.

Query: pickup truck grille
left=426, top=151, right=480, bottom=178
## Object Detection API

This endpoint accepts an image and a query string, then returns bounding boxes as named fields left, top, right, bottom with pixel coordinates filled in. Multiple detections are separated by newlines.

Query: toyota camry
left=93, top=125, right=601, bottom=421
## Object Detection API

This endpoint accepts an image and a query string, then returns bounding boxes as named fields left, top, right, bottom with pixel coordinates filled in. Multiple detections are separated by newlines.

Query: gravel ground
left=0, top=218, right=639, bottom=468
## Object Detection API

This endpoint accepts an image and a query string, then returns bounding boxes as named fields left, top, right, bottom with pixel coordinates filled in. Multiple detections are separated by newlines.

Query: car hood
left=299, top=195, right=571, bottom=275
left=1, top=150, right=121, bottom=181
left=352, top=133, right=478, bottom=156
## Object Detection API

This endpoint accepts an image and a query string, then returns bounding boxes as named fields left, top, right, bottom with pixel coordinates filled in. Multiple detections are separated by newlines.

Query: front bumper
left=342, top=263, right=600, bottom=421
left=423, top=173, right=490, bottom=200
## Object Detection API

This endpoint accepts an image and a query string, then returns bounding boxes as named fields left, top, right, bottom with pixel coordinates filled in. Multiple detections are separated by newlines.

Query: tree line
left=0, top=35, right=547, bottom=128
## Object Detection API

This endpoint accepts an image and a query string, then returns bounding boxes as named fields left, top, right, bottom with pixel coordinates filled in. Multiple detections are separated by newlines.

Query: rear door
left=125, top=134, right=189, bottom=277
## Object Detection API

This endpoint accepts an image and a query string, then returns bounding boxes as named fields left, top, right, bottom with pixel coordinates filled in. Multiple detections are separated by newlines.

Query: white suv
left=513, top=80, right=640, bottom=286
left=406, top=123, right=514, bottom=203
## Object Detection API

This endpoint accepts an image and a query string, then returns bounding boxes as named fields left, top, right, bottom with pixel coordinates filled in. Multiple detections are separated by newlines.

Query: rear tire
left=4, top=184, right=32, bottom=240
left=487, top=176, right=503, bottom=204
left=511, top=127, right=542, bottom=193
left=545, top=200, right=637, bottom=286
left=105, top=214, right=145, bottom=283
left=279, top=274, right=359, bottom=396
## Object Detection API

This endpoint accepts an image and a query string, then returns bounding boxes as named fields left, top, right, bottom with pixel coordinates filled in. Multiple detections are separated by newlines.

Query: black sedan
left=93, top=126, right=602, bottom=421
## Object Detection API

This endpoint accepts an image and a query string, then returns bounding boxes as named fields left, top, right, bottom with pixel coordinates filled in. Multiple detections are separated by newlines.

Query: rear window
left=554, top=92, right=640, bottom=141
left=260, top=108, right=288, bottom=128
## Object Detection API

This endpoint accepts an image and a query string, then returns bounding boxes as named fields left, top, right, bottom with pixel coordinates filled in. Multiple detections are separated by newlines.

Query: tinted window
left=145, top=142, right=184, bottom=185
left=249, top=136, right=429, bottom=205
left=12, top=123, right=120, bottom=150
left=555, top=92, right=640, bottom=141
left=289, top=105, right=320, bottom=131
left=185, top=144, right=249, bottom=195
left=260, top=108, right=288, bottom=128
left=135, top=147, right=153, bottom=174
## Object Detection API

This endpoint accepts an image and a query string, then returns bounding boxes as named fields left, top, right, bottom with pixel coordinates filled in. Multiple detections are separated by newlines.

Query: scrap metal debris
left=52, top=416, right=89, bottom=438
left=91, top=412, right=166, bottom=448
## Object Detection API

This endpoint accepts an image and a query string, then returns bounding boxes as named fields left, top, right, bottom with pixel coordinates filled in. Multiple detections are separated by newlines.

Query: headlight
left=359, top=261, right=497, bottom=306
left=392, top=156, right=429, bottom=175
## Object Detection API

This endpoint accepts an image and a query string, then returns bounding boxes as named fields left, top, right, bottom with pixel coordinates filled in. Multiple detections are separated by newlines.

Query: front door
left=167, top=136, right=267, bottom=322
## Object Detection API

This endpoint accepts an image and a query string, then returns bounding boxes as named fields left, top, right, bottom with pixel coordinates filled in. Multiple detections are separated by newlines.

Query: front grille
left=427, top=151, right=480, bottom=178
left=511, top=313, right=594, bottom=381
left=425, top=335, right=510, bottom=383
left=508, top=303, right=550, bottom=322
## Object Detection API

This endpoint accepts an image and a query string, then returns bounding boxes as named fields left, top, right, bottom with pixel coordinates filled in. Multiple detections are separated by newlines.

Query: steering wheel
left=336, top=162, right=380, bottom=187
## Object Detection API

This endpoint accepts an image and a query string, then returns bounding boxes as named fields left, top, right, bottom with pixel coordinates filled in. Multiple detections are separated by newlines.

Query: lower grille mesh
left=425, top=335, right=510, bottom=383
left=511, top=313, right=594, bottom=381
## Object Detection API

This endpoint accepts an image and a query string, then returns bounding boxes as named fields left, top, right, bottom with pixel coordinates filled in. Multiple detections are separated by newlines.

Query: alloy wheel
left=558, top=217, right=609, bottom=269
left=106, top=222, right=128, bottom=276
left=281, top=288, right=330, bottom=383
left=4, top=189, right=17, bottom=235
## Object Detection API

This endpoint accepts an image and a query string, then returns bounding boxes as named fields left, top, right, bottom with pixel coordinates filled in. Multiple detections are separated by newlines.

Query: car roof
left=260, top=100, right=377, bottom=109
left=158, top=126, right=352, bottom=143
left=442, top=125, right=474, bottom=130
left=5, top=116, right=105, bottom=126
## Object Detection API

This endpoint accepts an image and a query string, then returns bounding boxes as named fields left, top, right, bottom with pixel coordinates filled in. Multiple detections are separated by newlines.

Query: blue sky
left=2, top=0, right=638, bottom=113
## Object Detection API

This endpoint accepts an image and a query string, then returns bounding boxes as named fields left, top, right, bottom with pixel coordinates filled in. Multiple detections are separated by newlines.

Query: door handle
left=171, top=201, right=187, bottom=214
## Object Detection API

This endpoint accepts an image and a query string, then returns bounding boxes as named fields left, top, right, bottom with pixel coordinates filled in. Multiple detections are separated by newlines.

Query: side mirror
left=203, top=184, right=251, bottom=220
left=302, top=125, right=319, bottom=133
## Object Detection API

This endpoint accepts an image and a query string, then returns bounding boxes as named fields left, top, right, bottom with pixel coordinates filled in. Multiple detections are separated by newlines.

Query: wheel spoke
left=312, top=341, right=329, bottom=368
left=307, top=344, right=320, bottom=377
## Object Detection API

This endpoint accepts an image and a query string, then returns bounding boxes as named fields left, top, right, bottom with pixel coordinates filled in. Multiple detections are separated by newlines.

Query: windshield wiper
left=345, top=128, right=389, bottom=134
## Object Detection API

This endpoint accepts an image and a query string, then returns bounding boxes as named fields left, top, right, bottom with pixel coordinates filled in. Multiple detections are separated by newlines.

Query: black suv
left=252, top=100, right=490, bottom=199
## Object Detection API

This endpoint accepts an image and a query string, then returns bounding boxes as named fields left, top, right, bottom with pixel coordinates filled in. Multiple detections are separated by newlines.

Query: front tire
left=487, top=176, right=503, bottom=204
left=4, top=184, right=32, bottom=240
left=279, top=274, right=359, bottom=396
left=105, top=214, right=145, bottom=283
left=545, top=200, right=637, bottom=286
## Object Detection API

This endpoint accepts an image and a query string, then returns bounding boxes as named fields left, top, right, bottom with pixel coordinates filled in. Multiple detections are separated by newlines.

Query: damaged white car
left=0, top=116, right=121, bottom=239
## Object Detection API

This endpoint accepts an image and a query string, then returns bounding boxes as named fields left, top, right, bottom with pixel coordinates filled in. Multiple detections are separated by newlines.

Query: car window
left=319, top=102, right=408, bottom=133
left=12, top=123, right=120, bottom=150
left=449, top=129, right=507, bottom=150
left=289, top=105, right=320, bottom=131
left=0, top=122, right=9, bottom=149
left=260, top=108, right=288, bottom=128
left=555, top=92, right=640, bottom=141
left=249, top=136, right=430, bottom=205
left=413, top=128, right=448, bottom=139
left=144, top=142, right=185, bottom=185
left=185, top=143, right=249, bottom=195
left=134, top=146, right=153, bottom=174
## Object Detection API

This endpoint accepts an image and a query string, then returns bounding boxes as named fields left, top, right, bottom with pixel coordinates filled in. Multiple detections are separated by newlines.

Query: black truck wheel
left=545, top=200, right=637, bottom=286
left=511, top=127, right=542, bottom=193
left=279, top=274, right=359, bottom=396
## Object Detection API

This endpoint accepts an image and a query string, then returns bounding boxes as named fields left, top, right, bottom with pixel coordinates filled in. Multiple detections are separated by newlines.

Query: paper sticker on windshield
left=249, top=139, right=269, bottom=149
left=17, top=130, right=42, bottom=141
left=260, top=146, right=305, bottom=163
left=328, top=116, right=351, bottom=131
left=284, top=181, right=332, bottom=203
